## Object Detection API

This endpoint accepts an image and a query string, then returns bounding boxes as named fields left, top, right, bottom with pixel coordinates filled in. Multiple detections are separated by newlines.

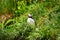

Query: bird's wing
left=29, top=18, right=35, bottom=24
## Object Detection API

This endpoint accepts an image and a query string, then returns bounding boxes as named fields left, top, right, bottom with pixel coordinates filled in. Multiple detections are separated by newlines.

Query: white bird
left=27, top=14, right=35, bottom=26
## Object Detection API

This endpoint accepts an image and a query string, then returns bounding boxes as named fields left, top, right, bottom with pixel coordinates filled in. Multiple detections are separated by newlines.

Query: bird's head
left=27, top=14, right=32, bottom=18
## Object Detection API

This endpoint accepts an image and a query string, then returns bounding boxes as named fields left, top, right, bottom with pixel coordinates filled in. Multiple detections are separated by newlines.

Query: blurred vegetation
left=0, top=0, right=60, bottom=40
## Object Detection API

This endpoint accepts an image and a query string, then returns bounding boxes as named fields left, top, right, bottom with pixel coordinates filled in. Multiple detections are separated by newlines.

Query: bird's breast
left=27, top=18, right=35, bottom=25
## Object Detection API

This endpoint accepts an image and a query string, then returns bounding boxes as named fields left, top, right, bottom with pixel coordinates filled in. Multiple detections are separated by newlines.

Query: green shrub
left=0, top=0, right=60, bottom=40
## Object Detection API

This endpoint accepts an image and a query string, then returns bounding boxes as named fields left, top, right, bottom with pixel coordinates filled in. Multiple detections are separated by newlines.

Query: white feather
left=27, top=18, right=35, bottom=25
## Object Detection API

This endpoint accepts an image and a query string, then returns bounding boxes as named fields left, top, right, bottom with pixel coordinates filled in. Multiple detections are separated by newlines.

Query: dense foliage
left=0, top=0, right=60, bottom=40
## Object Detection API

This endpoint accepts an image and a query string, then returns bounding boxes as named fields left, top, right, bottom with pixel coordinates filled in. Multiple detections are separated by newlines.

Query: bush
left=0, top=0, right=60, bottom=40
